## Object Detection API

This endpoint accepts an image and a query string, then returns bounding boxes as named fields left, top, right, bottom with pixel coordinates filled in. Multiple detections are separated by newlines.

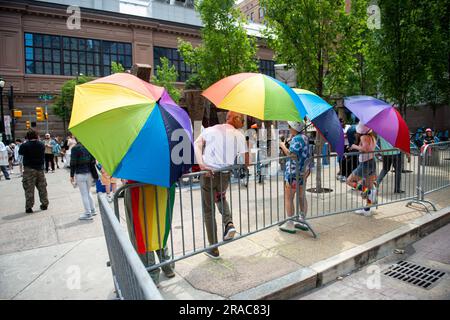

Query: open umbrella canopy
left=344, top=95, right=410, bottom=153
left=293, top=88, right=344, bottom=156
left=202, top=73, right=305, bottom=122
left=69, top=73, right=193, bottom=187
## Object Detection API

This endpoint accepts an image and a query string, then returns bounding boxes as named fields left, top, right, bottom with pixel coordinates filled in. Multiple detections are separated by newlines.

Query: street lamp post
left=0, top=77, right=6, bottom=143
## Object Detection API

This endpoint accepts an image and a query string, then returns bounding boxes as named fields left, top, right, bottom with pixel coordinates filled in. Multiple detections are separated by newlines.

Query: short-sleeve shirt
left=285, top=133, right=310, bottom=182
left=198, top=124, right=247, bottom=170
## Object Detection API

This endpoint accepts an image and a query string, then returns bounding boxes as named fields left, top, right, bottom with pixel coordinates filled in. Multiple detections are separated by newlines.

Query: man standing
left=194, top=111, right=249, bottom=259
left=19, top=130, right=49, bottom=213
left=44, top=133, right=56, bottom=173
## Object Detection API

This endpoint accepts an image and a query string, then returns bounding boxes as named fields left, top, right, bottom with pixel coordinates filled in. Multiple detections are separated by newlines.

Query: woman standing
left=70, top=138, right=98, bottom=220
left=278, top=121, right=311, bottom=233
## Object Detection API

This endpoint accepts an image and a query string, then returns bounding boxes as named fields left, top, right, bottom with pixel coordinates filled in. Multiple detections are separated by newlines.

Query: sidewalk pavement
left=1, top=167, right=449, bottom=299
left=296, top=223, right=450, bottom=300
left=0, top=168, right=115, bottom=299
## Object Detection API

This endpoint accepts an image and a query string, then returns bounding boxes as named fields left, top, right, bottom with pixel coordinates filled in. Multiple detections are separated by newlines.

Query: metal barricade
left=302, top=148, right=423, bottom=219
left=100, top=143, right=450, bottom=295
left=111, top=156, right=314, bottom=274
left=407, top=141, right=450, bottom=211
left=98, top=193, right=162, bottom=300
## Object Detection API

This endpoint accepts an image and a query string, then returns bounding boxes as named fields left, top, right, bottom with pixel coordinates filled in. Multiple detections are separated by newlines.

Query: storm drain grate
left=384, top=261, right=446, bottom=289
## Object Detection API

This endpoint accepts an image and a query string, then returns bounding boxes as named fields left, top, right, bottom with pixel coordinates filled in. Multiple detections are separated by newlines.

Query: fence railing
left=101, top=142, right=450, bottom=299
left=98, top=193, right=162, bottom=300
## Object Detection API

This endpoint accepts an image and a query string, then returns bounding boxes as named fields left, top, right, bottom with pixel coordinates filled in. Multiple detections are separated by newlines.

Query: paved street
left=0, top=167, right=115, bottom=299
left=296, top=223, right=450, bottom=300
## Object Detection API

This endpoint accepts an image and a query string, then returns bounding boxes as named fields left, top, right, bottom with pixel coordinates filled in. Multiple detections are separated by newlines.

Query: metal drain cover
left=384, top=261, right=446, bottom=289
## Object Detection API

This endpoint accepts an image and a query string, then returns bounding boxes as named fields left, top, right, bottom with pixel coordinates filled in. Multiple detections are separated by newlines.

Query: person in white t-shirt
left=194, top=111, right=249, bottom=259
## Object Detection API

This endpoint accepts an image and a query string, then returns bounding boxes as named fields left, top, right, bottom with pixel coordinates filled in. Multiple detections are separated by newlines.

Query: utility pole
left=38, top=93, right=54, bottom=134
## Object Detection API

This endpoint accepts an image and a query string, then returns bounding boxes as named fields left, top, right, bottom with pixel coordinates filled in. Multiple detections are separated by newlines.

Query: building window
left=25, top=32, right=132, bottom=77
left=259, top=8, right=264, bottom=19
left=153, top=46, right=192, bottom=82
left=259, top=59, right=275, bottom=78
left=250, top=12, right=254, bottom=22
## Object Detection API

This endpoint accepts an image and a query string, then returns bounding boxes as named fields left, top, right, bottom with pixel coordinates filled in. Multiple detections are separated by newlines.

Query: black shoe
left=5, top=177, right=11, bottom=180
left=26, top=208, right=33, bottom=214
left=40, top=205, right=48, bottom=210
left=204, top=248, right=220, bottom=260
left=394, top=190, right=405, bottom=194
left=223, top=223, right=236, bottom=241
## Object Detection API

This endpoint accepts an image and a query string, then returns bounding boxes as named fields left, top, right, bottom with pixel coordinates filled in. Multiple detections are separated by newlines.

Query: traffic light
left=26, top=120, right=31, bottom=129
left=36, top=107, right=44, bottom=121
left=13, top=109, right=22, bottom=118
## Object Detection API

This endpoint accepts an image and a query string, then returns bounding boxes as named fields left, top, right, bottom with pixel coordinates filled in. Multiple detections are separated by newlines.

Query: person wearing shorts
left=346, top=122, right=377, bottom=216
left=279, top=121, right=311, bottom=233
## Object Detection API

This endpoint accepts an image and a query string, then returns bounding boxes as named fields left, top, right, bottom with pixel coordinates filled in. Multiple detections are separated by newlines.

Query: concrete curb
left=230, top=206, right=450, bottom=300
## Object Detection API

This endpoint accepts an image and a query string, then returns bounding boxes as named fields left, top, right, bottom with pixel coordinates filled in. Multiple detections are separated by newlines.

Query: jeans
left=45, top=153, right=55, bottom=172
left=75, top=173, right=95, bottom=213
left=1, top=165, right=10, bottom=179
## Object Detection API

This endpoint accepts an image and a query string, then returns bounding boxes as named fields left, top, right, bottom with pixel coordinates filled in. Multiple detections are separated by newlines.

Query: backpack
left=52, top=141, right=61, bottom=154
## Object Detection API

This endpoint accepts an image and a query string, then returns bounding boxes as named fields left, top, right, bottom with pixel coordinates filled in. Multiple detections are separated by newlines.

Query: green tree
left=261, top=0, right=355, bottom=191
left=370, top=0, right=429, bottom=116
left=261, top=0, right=353, bottom=98
left=178, top=0, right=258, bottom=89
left=52, top=75, right=93, bottom=130
left=151, top=57, right=181, bottom=103
left=111, top=61, right=125, bottom=73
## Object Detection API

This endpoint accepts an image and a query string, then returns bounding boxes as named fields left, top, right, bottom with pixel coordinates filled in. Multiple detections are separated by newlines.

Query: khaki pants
left=22, top=167, right=48, bottom=209
left=200, top=172, right=232, bottom=246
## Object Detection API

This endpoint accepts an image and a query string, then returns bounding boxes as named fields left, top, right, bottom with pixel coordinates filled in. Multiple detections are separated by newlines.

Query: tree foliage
left=261, top=0, right=354, bottom=97
left=111, top=61, right=125, bottom=74
left=178, top=0, right=258, bottom=89
left=151, top=57, right=182, bottom=103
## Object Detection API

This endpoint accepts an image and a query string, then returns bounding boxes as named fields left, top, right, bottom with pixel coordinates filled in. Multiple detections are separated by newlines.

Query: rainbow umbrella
left=293, top=88, right=344, bottom=156
left=344, top=96, right=410, bottom=153
left=69, top=73, right=193, bottom=187
left=202, top=73, right=306, bottom=121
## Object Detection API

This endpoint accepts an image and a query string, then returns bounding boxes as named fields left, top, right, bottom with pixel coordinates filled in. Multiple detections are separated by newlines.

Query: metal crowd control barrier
left=98, top=193, right=162, bottom=300
left=112, top=156, right=314, bottom=275
left=407, top=141, right=450, bottom=211
left=101, top=142, right=450, bottom=295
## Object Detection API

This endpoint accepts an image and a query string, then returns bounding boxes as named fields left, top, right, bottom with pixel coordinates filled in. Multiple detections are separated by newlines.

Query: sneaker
left=79, top=213, right=93, bottom=220
left=26, top=208, right=33, bottom=214
left=294, top=221, right=309, bottom=231
left=161, top=264, right=175, bottom=278
left=204, top=248, right=220, bottom=260
left=355, top=208, right=373, bottom=216
left=40, top=204, right=48, bottom=210
left=279, top=220, right=296, bottom=234
left=223, top=223, right=236, bottom=241
left=90, top=209, right=97, bottom=216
